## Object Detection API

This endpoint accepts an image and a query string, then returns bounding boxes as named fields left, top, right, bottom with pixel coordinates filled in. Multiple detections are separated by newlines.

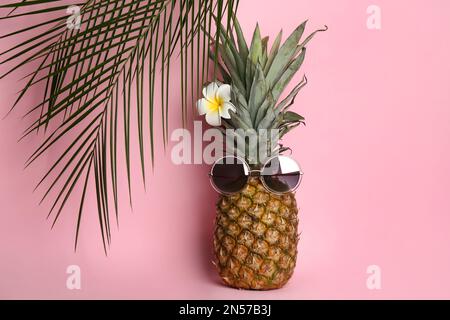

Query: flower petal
left=216, top=84, right=231, bottom=102
left=202, top=82, right=219, bottom=101
left=197, top=98, right=209, bottom=115
left=205, top=110, right=221, bottom=126
left=220, top=102, right=236, bottom=119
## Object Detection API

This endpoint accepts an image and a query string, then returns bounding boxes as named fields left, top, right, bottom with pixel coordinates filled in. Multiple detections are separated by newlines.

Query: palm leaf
left=0, top=0, right=240, bottom=251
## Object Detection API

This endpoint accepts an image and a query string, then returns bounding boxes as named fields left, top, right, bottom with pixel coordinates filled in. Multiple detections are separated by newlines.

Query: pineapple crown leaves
left=210, top=16, right=327, bottom=138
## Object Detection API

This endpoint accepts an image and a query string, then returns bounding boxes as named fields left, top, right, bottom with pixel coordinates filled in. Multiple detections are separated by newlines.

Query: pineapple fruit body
left=213, top=178, right=299, bottom=290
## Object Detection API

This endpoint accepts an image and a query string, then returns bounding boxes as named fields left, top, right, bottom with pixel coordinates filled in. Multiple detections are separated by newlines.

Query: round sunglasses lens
left=211, top=157, right=248, bottom=194
left=262, top=156, right=302, bottom=193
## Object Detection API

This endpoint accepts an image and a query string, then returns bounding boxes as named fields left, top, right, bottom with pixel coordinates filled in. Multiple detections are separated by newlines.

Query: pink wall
left=1, top=0, right=450, bottom=299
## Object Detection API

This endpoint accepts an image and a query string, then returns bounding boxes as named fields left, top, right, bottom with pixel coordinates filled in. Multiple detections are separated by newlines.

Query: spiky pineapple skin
left=213, top=177, right=299, bottom=290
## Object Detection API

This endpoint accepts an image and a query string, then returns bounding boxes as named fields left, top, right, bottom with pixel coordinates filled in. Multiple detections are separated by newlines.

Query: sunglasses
left=209, top=155, right=303, bottom=195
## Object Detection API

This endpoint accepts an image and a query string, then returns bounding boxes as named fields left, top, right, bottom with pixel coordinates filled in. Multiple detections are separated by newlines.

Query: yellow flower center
left=207, top=96, right=224, bottom=113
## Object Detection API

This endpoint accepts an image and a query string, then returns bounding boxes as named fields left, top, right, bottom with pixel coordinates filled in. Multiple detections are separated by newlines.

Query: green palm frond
left=0, top=0, right=239, bottom=252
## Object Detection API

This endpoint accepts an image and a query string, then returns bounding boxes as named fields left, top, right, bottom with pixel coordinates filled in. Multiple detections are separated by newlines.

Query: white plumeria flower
left=197, top=82, right=236, bottom=126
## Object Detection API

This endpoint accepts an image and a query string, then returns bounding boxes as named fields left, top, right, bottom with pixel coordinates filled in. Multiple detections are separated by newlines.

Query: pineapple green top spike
left=248, top=24, right=262, bottom=67
left=264, top=30, right=283, bottom=75
left=248, top=64, right=268, bottom=123
left=260, top=36, right=269, bottom=66
left=265, top=21, right=307, bottom=87
left=233, top=14, right=249, bottom=62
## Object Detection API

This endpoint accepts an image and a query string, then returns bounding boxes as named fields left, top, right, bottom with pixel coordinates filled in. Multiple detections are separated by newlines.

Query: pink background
left=1, top=0, right=450, bottom=299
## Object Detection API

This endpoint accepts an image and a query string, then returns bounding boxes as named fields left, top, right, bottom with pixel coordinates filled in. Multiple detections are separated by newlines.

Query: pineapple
left=208, top=19, right=325, bottom=290
left=215, top=178, right=299, bottom=289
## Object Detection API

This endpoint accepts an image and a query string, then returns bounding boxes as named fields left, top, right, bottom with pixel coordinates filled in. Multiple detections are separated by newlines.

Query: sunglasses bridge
left=247, top=169, right=262, bottom=177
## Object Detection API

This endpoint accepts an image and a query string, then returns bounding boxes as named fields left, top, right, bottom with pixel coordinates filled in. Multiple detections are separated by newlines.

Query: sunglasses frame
left=209, top=155, right=304, bottom=195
